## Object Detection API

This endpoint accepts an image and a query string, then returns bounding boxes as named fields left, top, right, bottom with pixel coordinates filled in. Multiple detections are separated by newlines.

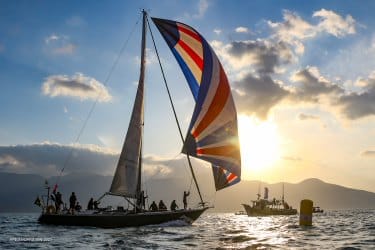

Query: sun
left=238, top=115, right=280, bottom=178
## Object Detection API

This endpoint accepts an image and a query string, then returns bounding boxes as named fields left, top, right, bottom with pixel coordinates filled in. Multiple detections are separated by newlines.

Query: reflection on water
left=0, top=209, right=373, bottom=249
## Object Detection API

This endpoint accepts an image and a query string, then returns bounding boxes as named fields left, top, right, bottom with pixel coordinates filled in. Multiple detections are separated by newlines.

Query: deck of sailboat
left=38, top=207, right=209, bottom=228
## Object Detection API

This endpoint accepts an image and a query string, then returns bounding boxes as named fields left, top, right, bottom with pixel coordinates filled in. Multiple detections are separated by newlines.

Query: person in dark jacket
left=158, top=200, right=167, bottom=211
left=170, top=200, right=178, bottom=211
left=149, top=201, right=158, bottom=211
left=183, top=191, right=190, bottom=209
left=87, top=198, right=94, bottom=210
left=75, top=202, right=82, bottom=212
left=69, top=192, right=77, bottom=211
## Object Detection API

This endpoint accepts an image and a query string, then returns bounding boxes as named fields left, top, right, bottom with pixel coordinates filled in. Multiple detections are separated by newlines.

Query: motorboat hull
left=242, top=204, right=297, bottom=216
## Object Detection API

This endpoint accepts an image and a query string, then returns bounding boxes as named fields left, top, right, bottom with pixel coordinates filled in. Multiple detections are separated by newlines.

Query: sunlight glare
left=238, top=115, right=280, bottom=177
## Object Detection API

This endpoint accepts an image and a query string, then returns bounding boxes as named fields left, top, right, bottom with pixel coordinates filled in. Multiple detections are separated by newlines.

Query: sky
left=0, top=0, right=374, bottom=193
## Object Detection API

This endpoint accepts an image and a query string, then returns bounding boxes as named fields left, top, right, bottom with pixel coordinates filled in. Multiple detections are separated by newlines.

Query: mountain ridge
left=0, top=172, right=374, bottom=213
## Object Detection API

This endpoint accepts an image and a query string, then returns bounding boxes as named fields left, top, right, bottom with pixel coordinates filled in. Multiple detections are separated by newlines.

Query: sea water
left=0, top=209, right=374, bottom=249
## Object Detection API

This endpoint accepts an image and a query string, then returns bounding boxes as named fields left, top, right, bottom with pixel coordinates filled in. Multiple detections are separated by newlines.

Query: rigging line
left=146, top=16, right=204, bottom=205
left=55, top=14, right=142, bottom=185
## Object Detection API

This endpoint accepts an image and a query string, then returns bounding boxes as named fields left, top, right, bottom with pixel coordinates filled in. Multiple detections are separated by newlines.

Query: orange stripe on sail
left=196, top=144, right=239, bottom=159
left=192, top=67, right=229, bottom=138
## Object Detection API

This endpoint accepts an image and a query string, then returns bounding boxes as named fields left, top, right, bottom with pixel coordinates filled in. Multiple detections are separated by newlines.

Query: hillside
left=0, top=173, right=374, bottom=212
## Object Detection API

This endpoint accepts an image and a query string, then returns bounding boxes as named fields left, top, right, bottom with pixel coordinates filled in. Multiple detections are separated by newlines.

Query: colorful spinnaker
left=152, top=18, right=241, bottom=190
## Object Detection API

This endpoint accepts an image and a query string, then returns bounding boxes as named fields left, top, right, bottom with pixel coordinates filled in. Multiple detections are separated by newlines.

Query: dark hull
left=242, top=204, right=297, bottom=217
left=38, top=208, right=208, bottom=228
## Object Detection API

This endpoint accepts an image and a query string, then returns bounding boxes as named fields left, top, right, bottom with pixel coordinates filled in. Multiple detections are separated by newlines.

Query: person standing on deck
left=183, top=191, right=190, bottom=210
left=87, top=198, right=94, bottom=210
left=141, top=191, right=148, bottom=210
left=69, top=192, right=77, bottom=213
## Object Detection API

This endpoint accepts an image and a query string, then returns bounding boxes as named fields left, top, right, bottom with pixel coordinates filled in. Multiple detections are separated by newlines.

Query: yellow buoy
left=299, top=199, right=313, bottom=226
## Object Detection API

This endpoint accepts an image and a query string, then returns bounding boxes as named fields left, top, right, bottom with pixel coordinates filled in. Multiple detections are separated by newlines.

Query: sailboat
left=38, top=10, right=241, bottom=228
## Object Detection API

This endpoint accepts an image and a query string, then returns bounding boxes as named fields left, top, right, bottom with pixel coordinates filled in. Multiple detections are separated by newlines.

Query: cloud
left=337, top=80, right=375, bottom=119
left=44, top=34, right=76, bottom=55
left=0, top=143, right=209, bottom=179
left=233, top=74, right=290, bottom=119
left=193, top=0, right=209, bottom=19
left=135, top=48, right=157, bottom=65
left=42, top=73, right=112, bottom=102
left=291, top=67, right=375, bottom=120
left=290, top=66, right=344, bottom=102
left=219, top=39, right=294, bottom=75
left=268, top=10, right=316, bottom=55
left=298, top=113, right=320, bottom=120
left=313, top=9, right=356, bottom=37
left=45, top=34, right=60, bottom=44
left=209, top=9, right=369, bottom=121
left=0, top=143, right=118, bottom=177
left=213, top=29, right=222, bottom=35
left=235, top=27, right=249, bottom=33
left=360, top=150, right=375, bottom=158
left=268, top=9, right=356, bottom=54
left=143, top=155, right=209, bottom=180
left=268, top=10, right=316, bottom=41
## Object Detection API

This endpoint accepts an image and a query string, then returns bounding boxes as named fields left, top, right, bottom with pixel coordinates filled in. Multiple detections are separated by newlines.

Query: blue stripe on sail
left=195, top=121, right=238, bottom=147
left=171, top=48, right=200, bottom=99
left=212, top=165, right=240, bottom=190
left=198, top=156, right=240, bottom=177
left=186, top=39, right=214, bottom=133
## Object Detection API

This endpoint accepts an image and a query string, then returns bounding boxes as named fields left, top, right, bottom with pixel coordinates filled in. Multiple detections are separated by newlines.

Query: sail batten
left=152, top=17, right=241, bottom=191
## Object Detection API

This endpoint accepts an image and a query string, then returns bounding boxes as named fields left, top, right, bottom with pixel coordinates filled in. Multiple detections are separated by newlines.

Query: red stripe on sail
left=227, top=173, right=236, bottom=182
left=177, top=39, right=204, bottom=71
left=178, top=25, right=201, bottom=42
left=192, top=67, right=229, bottom=138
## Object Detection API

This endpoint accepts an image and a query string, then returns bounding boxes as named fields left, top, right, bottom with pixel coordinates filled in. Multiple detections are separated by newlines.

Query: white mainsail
left=109, top=13, right=147, bottom=198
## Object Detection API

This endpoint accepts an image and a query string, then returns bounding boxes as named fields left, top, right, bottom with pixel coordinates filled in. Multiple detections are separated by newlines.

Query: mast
left=136, top=9, right=147, bottom=198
